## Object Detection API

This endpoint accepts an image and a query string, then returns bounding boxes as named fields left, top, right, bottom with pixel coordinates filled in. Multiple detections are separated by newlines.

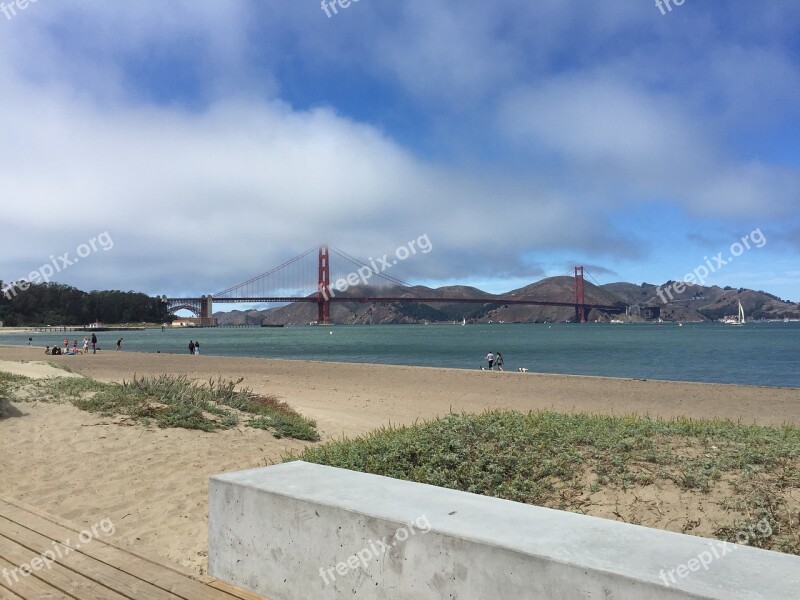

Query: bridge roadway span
left=168, top=296, right=626, bottom=313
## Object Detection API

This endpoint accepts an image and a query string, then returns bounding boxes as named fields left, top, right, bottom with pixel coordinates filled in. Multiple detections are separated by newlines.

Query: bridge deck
left=0, top=497, right=266, bottom=600
left=204, top=296, right=627, bottom=312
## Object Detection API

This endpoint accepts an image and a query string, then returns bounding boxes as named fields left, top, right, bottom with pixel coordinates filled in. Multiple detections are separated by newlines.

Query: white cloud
left=0, top=74, right=636, bottom=295
left=498, top=75, right=800, bottom=218
left=0, top=0, right=798, bottom=299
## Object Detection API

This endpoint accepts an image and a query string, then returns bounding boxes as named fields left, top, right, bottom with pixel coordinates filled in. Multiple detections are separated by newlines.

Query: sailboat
left=461, top=318, right=466, bottom=326
left=722, top=300, right=746, bottom=326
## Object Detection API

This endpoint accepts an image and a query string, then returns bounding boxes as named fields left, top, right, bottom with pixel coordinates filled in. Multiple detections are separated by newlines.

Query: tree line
left=0, top=282, right=172, bottom=326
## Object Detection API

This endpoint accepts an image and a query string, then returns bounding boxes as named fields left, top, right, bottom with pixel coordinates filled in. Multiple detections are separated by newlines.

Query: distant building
left=172, top=318, right=198, bottom=327
left=171, top=317, right=218, bottom=327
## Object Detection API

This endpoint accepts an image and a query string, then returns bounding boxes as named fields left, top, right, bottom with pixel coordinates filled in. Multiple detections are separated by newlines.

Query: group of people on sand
left=188, top=340, right=200, bottom=355
left=484, top=351, right=504, bottom=371
left=44, top=333, right=100, bottom=355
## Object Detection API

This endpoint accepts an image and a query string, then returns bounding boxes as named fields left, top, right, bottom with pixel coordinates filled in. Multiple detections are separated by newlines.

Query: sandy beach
left=1, top=345, right=798, bottom=574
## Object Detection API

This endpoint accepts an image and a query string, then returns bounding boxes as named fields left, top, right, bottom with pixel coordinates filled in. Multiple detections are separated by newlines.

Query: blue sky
left=1, top=0, right=799, bottom=303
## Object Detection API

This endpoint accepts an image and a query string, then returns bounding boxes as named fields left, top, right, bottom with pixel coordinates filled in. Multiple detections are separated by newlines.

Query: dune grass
left=0, top=372, right=30, bottom=419
left=1, top=371, right=319, bottom=441
left=291, top=410, right=800, bottom=554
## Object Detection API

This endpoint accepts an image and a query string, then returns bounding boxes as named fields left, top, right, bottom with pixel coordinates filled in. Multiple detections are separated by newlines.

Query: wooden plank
left=0, top=516, right=182, bottom=600
left=0, top=499, right=208, bottom=583
left=85, top=545, right=227, bottom=599
left=0, top=535, right=129, bottom=600
left=0, top=584, right=25, bottom=600
left=207, top=579, right=270, bottom=600
left=0, top=583, right=26, bottom=600
left=0, top=499, right=267, bottom=600
left=0, top=555, right=67, bottom=600
left=0, top=498, right=190, bottom=578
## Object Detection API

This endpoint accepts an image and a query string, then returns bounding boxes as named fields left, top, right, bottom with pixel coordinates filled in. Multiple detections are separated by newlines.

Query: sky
left=1, top=0, right=799, bottom=307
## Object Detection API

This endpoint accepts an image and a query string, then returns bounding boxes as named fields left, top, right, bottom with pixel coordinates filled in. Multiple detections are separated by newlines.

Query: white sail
left=723, top=300, right=745, bottom=325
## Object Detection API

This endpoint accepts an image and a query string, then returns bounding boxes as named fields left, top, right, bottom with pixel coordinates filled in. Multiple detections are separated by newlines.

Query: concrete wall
left=209, top=461, right=800, bottom=600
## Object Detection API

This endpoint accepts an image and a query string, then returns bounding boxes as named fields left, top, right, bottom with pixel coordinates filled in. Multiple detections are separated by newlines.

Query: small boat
left=461, top=318, right=466, bottom=326
left=722, top=300, right=746, bottom=326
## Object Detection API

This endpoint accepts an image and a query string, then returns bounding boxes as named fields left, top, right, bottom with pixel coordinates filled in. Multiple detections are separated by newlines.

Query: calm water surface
left=6, top=322, right=800, bottom=388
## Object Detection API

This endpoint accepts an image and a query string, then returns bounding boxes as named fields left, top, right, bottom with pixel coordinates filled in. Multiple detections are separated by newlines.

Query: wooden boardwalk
left=0, top=497, right=266, bottom=600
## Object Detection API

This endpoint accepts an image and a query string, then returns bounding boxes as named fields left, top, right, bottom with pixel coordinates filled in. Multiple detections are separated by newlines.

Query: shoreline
left=1, top=346, right=797, bottom=429
left=1, top=342, right=798, bottom=392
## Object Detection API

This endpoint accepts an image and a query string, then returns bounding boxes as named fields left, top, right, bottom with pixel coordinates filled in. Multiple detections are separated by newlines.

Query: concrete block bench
left=209, top=461, right=799, bottom=599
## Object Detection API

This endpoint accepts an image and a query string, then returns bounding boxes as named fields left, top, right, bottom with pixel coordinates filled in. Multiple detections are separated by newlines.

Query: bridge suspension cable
left=213, top=247, right=317, bottom=298
left=330, top=247, right=411, bottom=288
left=584, top=269, right=604, bottom=288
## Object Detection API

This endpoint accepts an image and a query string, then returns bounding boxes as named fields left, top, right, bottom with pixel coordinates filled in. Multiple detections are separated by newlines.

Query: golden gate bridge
left=163, top=245, right=637, bottom=325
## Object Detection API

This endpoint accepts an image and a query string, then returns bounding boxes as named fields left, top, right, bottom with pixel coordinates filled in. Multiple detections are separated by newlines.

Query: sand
left=0, top=345, right=798, bottom=574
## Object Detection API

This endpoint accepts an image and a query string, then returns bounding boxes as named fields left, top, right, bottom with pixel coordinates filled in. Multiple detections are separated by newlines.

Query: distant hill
left=213, top=277, right=798, bottom=325
left=599, top=282, right=799, bottom=322
left=0, top=282, right=170, bottom=326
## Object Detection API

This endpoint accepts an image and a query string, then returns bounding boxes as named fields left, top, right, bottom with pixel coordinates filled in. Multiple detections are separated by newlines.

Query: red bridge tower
left=317, top=245, right=331, bottom=325
left=574, top=266, right=586, bottom=323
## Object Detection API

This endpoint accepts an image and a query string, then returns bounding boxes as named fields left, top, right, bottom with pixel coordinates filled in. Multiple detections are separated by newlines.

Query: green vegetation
left=1, top=372, right=318, bottom=440
left=0, top=371, right=29, bottom=389
left=0, top=282, right=171, bottom=326
left=0, top=372, right=31, bottom=419
left=0, top=372, right=28, bottom=418
left=291, top=410, right=800, bottom=554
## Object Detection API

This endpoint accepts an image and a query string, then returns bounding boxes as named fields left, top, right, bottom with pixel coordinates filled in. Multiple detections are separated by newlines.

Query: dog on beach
left=518, top=367, right=528, bottom=373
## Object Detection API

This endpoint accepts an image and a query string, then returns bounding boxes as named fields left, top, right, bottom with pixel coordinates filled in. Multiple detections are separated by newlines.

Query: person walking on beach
left=495, top=352, right=504, bottom=372
left=28, top=337, right=32, bottom=346
left=194, top=341, right=200, bottom=355
left=91, top=333, right=97, bottom=354
left=188, top=340, right=195, bottom=355
left=486, top=351, right=495, bottom=370
left=83, top=337, right=89, bottom=353
left=64, top=338, right=69, bottom=350
left=116, top=338, right=123, bottom=351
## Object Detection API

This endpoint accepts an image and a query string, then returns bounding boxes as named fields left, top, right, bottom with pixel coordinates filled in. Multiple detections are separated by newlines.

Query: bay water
left=6, top=322, right=799, bottom=388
